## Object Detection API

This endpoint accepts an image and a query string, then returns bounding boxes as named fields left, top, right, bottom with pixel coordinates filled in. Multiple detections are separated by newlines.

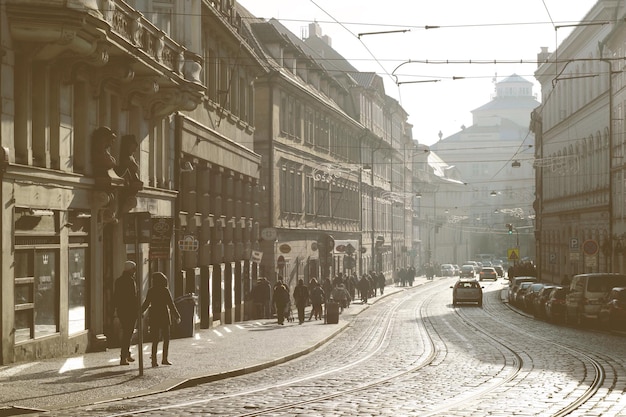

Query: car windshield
left=457, top=281, right=479, bottom=289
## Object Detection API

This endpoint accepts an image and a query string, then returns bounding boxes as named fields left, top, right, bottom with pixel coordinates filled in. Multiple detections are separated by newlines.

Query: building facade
left=0, top=0, right=424, bottom=364
left=0, top=0, right=268, bottom=364
left=533, top=0, right=625, bottom=283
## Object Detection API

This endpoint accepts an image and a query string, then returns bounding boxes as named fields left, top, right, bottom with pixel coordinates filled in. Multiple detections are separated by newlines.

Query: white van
left=565, top=273, right=626, bottom=326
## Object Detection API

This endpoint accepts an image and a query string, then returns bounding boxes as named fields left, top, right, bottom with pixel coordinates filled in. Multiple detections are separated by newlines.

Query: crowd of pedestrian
left=247, top=271, right=391, bottom=325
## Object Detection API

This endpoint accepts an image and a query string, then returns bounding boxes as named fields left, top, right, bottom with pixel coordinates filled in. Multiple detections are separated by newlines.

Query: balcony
left=6, top=0, right=204, bottom=116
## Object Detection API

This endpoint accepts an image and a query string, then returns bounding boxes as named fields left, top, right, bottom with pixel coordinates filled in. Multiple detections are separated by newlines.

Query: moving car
left=440, top=264, right=455, bottom=277
left=493, top=265, right=504, bottom=277
left=479, top=267, right=498, bottom=281
left=451, top=279, right=483, bottom=307
left=460, top=265, right=476, bottom=279
left=565, top=273, right=626, bottom=326
left=598, top=287, right=626, bottom=330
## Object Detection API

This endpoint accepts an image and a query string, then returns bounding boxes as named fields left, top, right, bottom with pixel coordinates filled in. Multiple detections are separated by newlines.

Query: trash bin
left=173, top=294, right=197, bottom=338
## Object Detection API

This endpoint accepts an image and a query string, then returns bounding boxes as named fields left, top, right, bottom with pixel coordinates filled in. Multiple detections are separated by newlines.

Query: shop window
left=15, top=249, right=59, bottom=341
left=68, top=248, right=87, bottom=335
left=14, top=208, right=60, bottom=343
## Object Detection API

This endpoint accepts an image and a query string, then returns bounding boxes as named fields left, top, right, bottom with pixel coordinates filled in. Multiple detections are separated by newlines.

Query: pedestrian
left=378, top=272, right=386, bottom=295
left=273, top=280, right=290, bottom=325
left=309, top=279, right=324, bottom=320
left=141, top=272, right=180, bottom=367
left=293, top=279, right=309, bottom=324
left=331, top=283, right=351, bottom=312
left=113, top=260, right=139, bottom=365
left=358, top=275, right=370, bottom=304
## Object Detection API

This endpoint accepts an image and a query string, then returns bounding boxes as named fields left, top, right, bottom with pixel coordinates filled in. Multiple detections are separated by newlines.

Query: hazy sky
left=239, top=0, right=598, bottom=145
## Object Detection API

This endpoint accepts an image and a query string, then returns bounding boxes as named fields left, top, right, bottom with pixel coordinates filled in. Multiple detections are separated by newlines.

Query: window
left=68, top=248, right=87, bottom=335
left=14, top=209, right=60, bottom=342
left=152, top=1, right=173, bottom=35
left=15, top=249, right=59, bottom=342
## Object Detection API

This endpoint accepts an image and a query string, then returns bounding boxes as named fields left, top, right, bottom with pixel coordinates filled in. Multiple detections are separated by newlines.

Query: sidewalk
left=0, top=279, right=430, bottom=415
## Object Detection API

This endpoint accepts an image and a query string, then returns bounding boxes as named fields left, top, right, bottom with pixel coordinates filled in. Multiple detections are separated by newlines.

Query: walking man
left=113, top=260, right=139, bottom=365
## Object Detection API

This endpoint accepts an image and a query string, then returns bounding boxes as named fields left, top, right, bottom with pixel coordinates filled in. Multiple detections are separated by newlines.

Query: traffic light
left=507, top=224, right=513, bottom=234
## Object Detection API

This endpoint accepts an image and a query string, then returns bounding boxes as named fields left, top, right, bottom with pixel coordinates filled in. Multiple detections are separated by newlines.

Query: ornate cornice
left=7, top=0, right=206, bottom=115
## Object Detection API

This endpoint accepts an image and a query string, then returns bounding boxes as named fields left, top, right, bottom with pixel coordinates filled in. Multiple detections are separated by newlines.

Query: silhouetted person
left=113, top=261, right=138, bottom=365
left=141, top=272, right=180, bottom=367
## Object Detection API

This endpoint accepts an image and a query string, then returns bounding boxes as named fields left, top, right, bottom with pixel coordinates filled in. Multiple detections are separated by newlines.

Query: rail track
left=58, top=278, right=624, bottom=417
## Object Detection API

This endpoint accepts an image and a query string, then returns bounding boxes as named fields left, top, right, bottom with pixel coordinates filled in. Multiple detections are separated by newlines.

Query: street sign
left=507, top=248, right=520, bottom=261
left=570, top=238, right=579, bottom=251
left=250, top=250, right=263, bottom=263
left=582, top=239, right=599, bottom=256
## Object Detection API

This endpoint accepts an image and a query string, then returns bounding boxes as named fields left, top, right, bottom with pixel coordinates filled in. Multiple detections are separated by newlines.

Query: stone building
left=533, top=0, right=625, bottom=282
left=0, top=0, right=264, bottom=364
left=431, top=75, right=538, bottom=265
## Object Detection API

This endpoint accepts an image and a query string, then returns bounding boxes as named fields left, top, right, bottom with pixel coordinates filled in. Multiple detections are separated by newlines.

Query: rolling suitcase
left=325, top=301, right=339, bottom=324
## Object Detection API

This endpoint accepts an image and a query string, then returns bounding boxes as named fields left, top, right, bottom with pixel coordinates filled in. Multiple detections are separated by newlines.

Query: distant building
left=430, top=74, right=538, bottom=264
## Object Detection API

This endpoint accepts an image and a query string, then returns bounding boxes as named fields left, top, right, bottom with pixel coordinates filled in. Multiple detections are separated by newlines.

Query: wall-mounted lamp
left=28, top=209, right=54, bottom=217
left=415, top=193, right=422, bottom=198
left=511, top=160, right=521, bottom=168
left=181, top=161, right=195, bottom=172
left=490, top=191, right=498, bottom=196
left=76, top=212, right=92, bottom=219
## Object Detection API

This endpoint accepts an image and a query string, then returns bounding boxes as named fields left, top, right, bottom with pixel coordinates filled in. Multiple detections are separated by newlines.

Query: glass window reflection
left=68, top=248, right=87, bottom=334
left=34, top=250, right=58, bottom=338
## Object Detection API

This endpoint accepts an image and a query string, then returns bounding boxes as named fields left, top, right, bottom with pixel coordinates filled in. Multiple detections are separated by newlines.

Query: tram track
left=62, top=278, right=625, bottom=416
left=77, top=282, right=445, bottom=417
left=454, top=280, right=607, bottom=417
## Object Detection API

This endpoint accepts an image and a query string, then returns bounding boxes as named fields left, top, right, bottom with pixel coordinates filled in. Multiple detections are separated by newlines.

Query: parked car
left=545, top=287, right=567, bottom=323
left=440, top=264, right=455, bottom=277
left=565, top=273, right=626, bottom=326
left=479, top=267, right=498, bottom=281
left=532, top=285, right=556, bottom=319
left=508, top=276, right=537, bottom=304
left=451, top=279, right=483, bottom=307
left=598, top=287, right=626, bottom=330
left=522, top=283, right=546, bottom=312
left=460, top=265, right=476, bottom=279
left=514, top=281, right=534, bottom=307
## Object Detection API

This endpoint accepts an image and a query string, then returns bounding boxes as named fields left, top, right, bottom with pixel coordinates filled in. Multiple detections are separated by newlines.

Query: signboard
left=582, top=239, right=599, bottom=256
left=178, top=235, right=199, bottom=252
left=251, top=250, right=263, bottom=263
left=507, top=248, right=520, bottom=261
left=570, top=238, right=579, bottom=251
left=149, top=217, right=173, bottom=259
